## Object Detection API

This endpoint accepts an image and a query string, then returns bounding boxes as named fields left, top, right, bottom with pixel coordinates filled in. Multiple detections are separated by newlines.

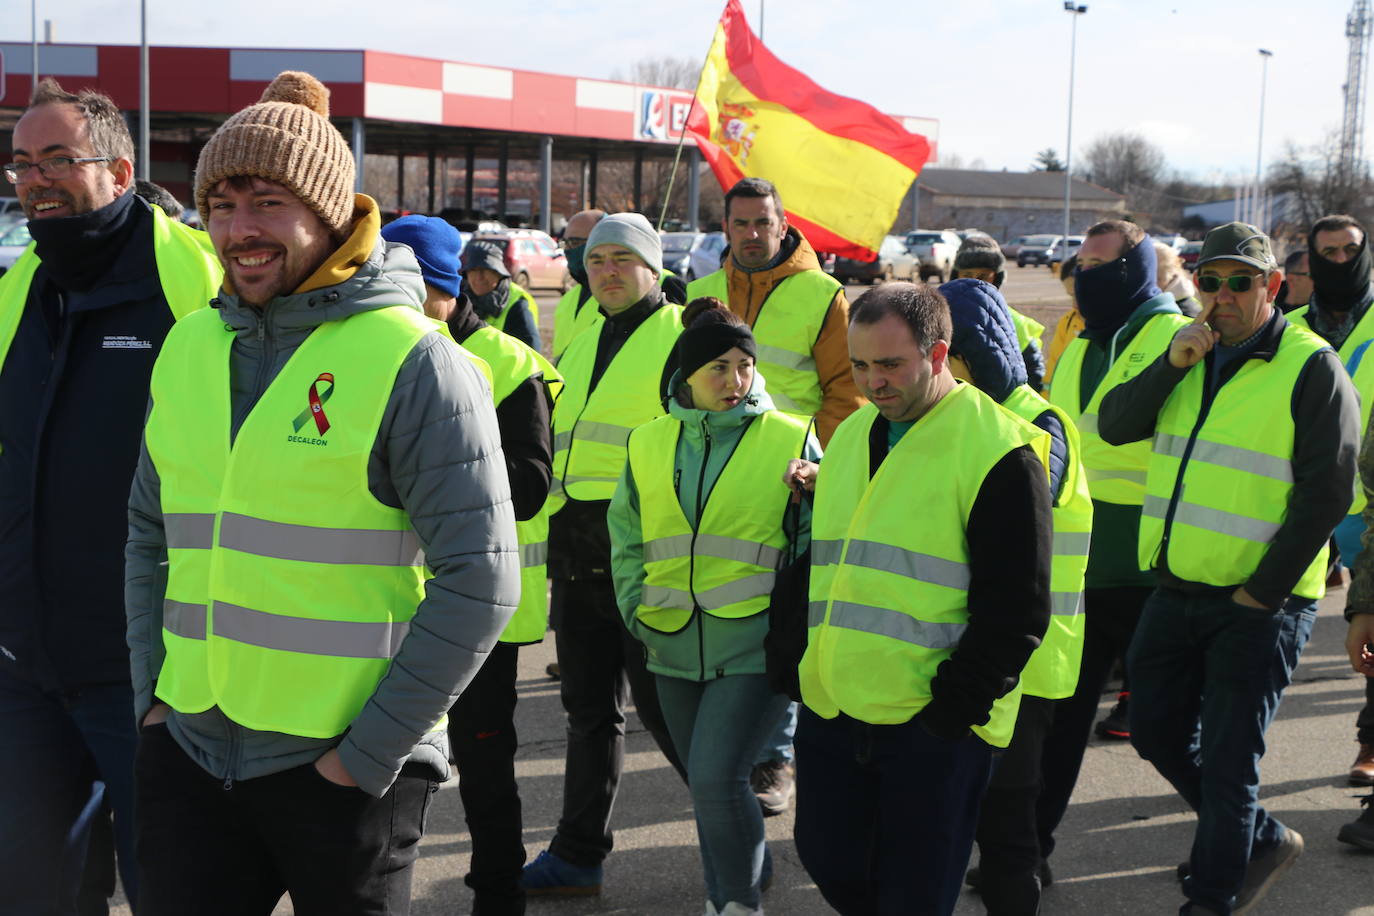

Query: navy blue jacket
left=0, top=195, right=177, bottom=692
left=941, top=278, right=1068, bottom=499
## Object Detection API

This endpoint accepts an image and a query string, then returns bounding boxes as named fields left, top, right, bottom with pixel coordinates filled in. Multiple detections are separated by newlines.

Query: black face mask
left=1073, top=234, right=1162, bottom=334
left=468, top=277, right=510, bottom=320
left=1309, top=232, right=1373, bottom=310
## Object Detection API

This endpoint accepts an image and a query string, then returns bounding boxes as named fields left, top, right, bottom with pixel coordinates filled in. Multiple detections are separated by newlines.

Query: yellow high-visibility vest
left=461, top=324, right=562, bottom=644
left=1048, top=313, right=1190, bottom=505
left=1138, top=322, right=1331, bottom=599
left=628, top=409, right=810, bottom=633
left=548, top=302, right=683, bottom=513
left=1000, top=384, right=1091, bottom=699
left=799, top=386, right=1049, bottom=747
left=147, top=305, right=448, bottom=738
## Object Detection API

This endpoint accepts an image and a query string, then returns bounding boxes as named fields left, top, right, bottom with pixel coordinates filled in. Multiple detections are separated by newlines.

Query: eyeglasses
left=3, top=156, right=114, bottom=184
left=1197, top=272, right=1265, bottom=293
left=559, top=236, right=587, bottom=250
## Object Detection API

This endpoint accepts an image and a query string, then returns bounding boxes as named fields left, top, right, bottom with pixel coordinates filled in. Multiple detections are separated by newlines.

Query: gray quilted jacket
left=125, top=229, right=519, bottom=797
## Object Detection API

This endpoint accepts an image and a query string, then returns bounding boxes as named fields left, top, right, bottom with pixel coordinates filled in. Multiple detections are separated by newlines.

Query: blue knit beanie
left=381, top=215, right=463, bottom=299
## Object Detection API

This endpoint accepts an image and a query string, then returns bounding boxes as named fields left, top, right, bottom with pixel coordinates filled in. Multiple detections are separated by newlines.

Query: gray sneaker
left=1233, top=828, right=1303, bottom=915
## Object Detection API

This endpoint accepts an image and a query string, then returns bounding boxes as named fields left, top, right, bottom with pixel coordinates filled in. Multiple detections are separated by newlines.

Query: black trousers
left=1036, top=585, right=1153, bottom=858
left=134, top=723, right=435, bottom=916
left=974, top=695, right=1056, bottom=916
left=449, top=641, right=526, bottom=916
left=1357, top=676, right=1374, bottom=745
left=548, top=577, right=684, bottom=867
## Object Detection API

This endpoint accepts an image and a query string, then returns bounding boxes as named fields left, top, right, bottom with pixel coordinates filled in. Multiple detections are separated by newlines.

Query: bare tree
left=1267, top=134, right=1374, bottom=232
left=610, top=57, right=701, bottom=90
left=1078, top=131, right=1166, bottom=195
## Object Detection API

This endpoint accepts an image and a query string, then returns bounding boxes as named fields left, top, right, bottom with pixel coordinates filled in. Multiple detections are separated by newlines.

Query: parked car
left=660, top=231, right=729, bottom=282
left=0, top=220, right=31, bottom=276
left=1154, top=233, right=1187, bottom=252
left=1002, top=235, right=1035, bottom=260
left=469, top=229, right=570, bottom=291
left=904, top=229, right=962, bottom=282
left=0, top=197, right=22, bottom=222
left=833, top=235, right=919, bottom=284
left=1180, top=239, right=1204, bottom=270
left=1016, top=234, right=1063, bottom=267
left=1048, top=235, right=1084, bottom=267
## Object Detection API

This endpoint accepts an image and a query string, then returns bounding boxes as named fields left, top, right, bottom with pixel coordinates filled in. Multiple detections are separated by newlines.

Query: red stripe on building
left=443, top=94, right=514, bottom=131
left=365, top=51, right=443, bottom=90
left=511, top=72, right=576, bottom=135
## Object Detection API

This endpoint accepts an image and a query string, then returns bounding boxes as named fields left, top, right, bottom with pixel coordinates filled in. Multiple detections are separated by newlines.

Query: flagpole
left=656, top=5, right=729, bottom=231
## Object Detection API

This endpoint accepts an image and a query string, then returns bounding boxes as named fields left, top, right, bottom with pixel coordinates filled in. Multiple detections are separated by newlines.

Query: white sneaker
left=703, top=903, right=719, bottom=916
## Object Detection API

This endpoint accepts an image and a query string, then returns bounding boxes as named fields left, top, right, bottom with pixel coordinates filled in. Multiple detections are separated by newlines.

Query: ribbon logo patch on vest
left=292, top=373, right=335, bottom=437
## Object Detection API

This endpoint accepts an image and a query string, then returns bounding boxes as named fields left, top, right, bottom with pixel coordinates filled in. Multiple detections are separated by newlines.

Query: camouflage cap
left=1197, top=221, right=1278, bottom=272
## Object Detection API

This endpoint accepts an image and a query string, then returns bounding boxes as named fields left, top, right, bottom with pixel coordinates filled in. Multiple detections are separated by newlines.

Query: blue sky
left=5, top=0, right=1362, bottom=182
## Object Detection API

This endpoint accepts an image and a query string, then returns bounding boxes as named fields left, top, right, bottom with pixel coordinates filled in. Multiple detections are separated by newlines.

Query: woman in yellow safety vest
left=609, top=298, right=820, bottom=916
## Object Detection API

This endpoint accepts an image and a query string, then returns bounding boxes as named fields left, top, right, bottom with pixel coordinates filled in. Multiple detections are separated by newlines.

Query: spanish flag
left=686, top=0, right=932, bottom=261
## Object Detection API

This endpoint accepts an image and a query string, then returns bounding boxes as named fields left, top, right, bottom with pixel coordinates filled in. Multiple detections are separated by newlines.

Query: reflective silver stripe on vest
left=163, top=600, right=207, bottom=639
left=642, top=571, right=777, bottom=611
left=827, top=600, right=968, bottom=649
left=212, top=601, right=409, bottom=659
left=568, top=420, right=634, bottom=449
left=521, top=542, right=548, bottom=568
left=1051, top=591, right=1083, bottom=616
left=643, top=533, right=782, bottom=568
left=756, top=343, right=816, bottom=374
left=164, top=513, right=215, bottom=550
left=1086, top=467, right=1148, bottom=486
left=554, top=431, right=572, bottom=452
left=1154, top=433, right=1294, bottom=484
left=1142, top=495, right=1281, bottom=543
left=561, top=474, right=621, bottom=491
left=217, top=513, right=425, bottom=567
left=1052, top=531, right=1092, bottom=556
left=842, top=539, right=970, bottom=591
left=1078, top=413, right=1099, bottom=435
left=769, top=389, right=800, bottom=410
left=811, top=539, right=843, bottom=566
left=808, top=599, right=827, bottom=626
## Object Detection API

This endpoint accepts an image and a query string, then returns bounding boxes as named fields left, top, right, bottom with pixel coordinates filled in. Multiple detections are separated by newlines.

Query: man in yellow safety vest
left=125, top=71, right=519, bottom=914
left=1098, top=221, right=1359, bottom=915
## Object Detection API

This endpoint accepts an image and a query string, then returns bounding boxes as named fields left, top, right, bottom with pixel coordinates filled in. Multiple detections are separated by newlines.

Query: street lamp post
left=1254, top=49, right=1273, bottom=228
left=140, top=0, right=150, bottom=181
left=1063, top=2, right=1087, bottom=246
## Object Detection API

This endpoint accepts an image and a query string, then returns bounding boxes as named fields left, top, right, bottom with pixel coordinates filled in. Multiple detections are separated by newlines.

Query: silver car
left=0, top=220, right=31, bottom=276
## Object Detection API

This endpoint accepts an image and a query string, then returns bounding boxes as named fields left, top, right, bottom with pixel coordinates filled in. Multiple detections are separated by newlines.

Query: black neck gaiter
left=1309, top=232, right=1373, bottom=312
left=27, top=191, right=140, bottom=292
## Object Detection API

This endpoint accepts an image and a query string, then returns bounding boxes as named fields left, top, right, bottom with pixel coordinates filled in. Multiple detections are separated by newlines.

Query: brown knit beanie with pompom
left=194, top=71, right=355, bottom=232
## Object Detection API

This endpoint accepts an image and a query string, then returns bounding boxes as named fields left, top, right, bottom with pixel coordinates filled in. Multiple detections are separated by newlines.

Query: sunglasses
left=1197, top=272, right=1265, bottom=294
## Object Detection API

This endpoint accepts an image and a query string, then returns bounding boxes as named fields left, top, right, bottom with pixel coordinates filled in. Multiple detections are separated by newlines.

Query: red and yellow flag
left=685, top=0, right=932, bottom=261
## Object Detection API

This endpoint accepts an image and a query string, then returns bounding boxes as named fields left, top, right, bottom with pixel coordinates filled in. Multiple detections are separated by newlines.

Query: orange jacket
left=717, top=230, right=864, bottom=446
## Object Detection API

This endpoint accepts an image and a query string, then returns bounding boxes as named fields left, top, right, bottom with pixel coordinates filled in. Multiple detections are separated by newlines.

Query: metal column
left=497, top=141, right=509, bottom=220
left=910, top=181, right=920, bottom=231
left=588, top=147, right=599, bottom=210
left=396, top=153, right=405, bottom=211
left=687, top=147, right=701, bottom=231
left=464, top=146, right=475, bottom=214
left=538, top=136, right=553, bottom=234
left=632, top=148, right=644, bottom=211
left=427, top=148, right=436, bottom=214
left=351, top=119, right=366, bottom=193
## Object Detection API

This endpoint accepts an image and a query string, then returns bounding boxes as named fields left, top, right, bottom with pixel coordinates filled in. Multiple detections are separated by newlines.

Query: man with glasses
left=0, top=79, right=220, bottom=913
left=1098, top=221, right=1359, bottom=915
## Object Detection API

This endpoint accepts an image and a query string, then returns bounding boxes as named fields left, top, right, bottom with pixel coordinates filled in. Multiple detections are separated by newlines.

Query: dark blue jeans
left=1127, top=587, right=1316, bottom=916
left=793, top=706, right=994, bottom=916
left=0, top=671, right=139, bottom=915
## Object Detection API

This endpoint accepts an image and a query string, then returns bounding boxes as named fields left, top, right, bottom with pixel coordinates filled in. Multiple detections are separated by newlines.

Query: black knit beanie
left=677, top=310, right=757, bottom=380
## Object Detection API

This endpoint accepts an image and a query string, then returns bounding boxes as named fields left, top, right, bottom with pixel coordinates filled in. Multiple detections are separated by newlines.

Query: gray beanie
left=586, top=213, right=662, bottom=275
